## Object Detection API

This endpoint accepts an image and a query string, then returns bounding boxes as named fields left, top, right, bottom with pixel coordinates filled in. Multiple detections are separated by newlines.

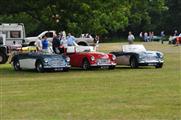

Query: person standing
left=139, top=32, right=143, bottom=41
left=67, top=33, right=76, bottom=46
left=35, top=37, right=42, bottom=51
left=128, top=31, right=135, bottom=44
left=174, top=30, right=178, bottom=36
left=144, top=32, right=148, bottom=42
left=160, top=31, right=165, bottom=44
left=42, top=35, right=49, bottom=53
left=60, top=33, right=68, bottom=53
left=52, top=34, right=61, bottom=54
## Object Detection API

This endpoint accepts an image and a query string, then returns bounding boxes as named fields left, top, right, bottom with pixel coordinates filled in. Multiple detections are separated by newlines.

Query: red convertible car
left=65, top=45, right=116, bottom=70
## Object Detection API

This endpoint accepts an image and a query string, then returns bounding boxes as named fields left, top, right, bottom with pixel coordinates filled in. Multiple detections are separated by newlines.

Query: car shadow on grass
left=114, top=66, right=154, bottom=70
left=0, top=65, right=155, bottom=76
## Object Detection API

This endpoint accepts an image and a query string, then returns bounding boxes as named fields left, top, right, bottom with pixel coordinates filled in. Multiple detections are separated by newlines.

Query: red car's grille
left=96, top=58, right=110, bottom=64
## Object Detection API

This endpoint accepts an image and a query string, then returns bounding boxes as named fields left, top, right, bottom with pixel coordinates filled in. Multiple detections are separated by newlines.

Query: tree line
left=0, top=0, right=180, bottom=38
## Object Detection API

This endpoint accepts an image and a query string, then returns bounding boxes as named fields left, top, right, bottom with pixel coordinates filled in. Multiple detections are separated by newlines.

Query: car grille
left=96, top=58, right=110, bottom=64
left=145, top=56, right=157, bottom=61
left=48, top=59, right=65, bottom=67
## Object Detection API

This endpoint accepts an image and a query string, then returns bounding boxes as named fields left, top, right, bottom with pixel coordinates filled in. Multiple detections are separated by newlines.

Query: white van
left=0, top=23, right=26, bottom=45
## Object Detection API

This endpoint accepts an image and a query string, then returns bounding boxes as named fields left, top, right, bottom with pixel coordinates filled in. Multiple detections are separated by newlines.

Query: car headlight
left=156, top=52, right=164, bottom=59
left=160, top=53, right=164, bottom=59
left=44, top=58, right=49, bottom=63
left=112, top=55, right=116, bottom=60
left=139, top=53, right=147, bottom=59
left=66, top=57, right=70, bottom=62
left=90, top=56, right=95, bottom=61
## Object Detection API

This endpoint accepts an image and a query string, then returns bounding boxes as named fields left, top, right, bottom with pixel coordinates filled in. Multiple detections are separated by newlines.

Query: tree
left=1, top=0, right=177, bottom=38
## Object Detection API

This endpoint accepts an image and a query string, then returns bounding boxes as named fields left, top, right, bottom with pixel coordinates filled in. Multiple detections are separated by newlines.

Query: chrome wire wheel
left=36, top=61, right=44, bottom=72
left=13, top=60, right=21, bottom=71
left=130, top=57, right=138, bottom=68
left=82, top=59, right=90, bottom=70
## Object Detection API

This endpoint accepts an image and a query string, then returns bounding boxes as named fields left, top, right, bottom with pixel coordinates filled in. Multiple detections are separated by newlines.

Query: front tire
left=63, top=67, right=69, bottom=72
left=155, top=63, right=163, bottom=68
left=130, top=57, right=139, bottom=68
left=36, top=61, right=44, bottom=72
left=13, top=59, right=21, bottom=71
left=0, top=53, right=8, bottom=64
left=82, top=58, right=90, bottom=70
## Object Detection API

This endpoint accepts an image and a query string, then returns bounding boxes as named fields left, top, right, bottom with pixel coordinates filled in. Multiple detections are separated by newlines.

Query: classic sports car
left=110, top=44, right=164, bottom=68
left=11, top=52, right=70, bottom=72
left=65, top=45, right=116, bottom=70
left=168, top=36, right=181, bottom=45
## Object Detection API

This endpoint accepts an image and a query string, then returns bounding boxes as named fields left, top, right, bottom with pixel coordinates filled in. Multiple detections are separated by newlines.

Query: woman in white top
left=35, top=37, right=42, bottom=51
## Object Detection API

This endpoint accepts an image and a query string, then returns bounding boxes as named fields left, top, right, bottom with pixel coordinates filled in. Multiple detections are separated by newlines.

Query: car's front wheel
left=63, top=67, right=69, bottom=72
left=13, top=59, right=21, bottom=71
left=36, top=61, right=44, bottom=72
left=0, top=52, right=8, bottom=64
left=130, top=57, right=139, bottom=68
left=155, top=63, right=163, bottom=68
left=82, top=58, right=90, bottom=70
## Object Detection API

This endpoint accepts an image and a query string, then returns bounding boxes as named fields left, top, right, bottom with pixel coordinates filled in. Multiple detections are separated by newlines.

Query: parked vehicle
left=25, top=31, right=95, bottom=46
left=25, top=30, right=56, bottom=46
left=65, top=44, right=116, bottom=70
left=0, top=32, right=8, bottom=64
left=0, top=23, right=26, bottom=45
left=0, top=32, right=22, bottom=64
left=152, top=36, right=162, bottom=41
left=110, top=44, right=164, bottom=68
left=168, top=35, right=181, bottom=45
left=0, top=23, right=26, bottom=64
left=11, top=52, right=71, bottom=72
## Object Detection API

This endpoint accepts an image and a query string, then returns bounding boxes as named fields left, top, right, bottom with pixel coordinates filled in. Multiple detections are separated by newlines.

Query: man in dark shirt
left=52, top=34, right=61, bottom=54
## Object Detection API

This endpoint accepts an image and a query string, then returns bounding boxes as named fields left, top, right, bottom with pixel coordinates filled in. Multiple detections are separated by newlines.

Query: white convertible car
left=110, top=44, right=164, bottom=68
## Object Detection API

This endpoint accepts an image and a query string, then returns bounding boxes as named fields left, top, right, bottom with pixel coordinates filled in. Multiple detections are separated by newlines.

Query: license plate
left=54, top=68, right=63, bottom=71
left=99, top=59, right=109, bottom=64
left=148, top=63, right=156, bottom=66
left=52, top=61, right=63, bottom=66
left=101, top=66, right=109, bottom=69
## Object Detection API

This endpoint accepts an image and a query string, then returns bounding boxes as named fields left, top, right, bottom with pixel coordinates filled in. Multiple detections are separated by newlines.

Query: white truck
left=0, top=23, right=26, bottom=45
left=0, top=23, right=25, bottom=64
left=25, top=30, right=95, bottom=46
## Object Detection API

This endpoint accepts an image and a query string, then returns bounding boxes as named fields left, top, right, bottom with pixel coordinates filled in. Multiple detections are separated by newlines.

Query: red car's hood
left=80, top=52, right=109, bottom=58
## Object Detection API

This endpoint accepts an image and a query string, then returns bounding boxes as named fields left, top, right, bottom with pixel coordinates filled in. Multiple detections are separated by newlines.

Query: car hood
left=81, top=52, right=110, bottom=58
left=23, top=53, right=65, bottom=59
left=138, top=51, right=163, bottom=56
left=39, top=54, right=65, bottom=59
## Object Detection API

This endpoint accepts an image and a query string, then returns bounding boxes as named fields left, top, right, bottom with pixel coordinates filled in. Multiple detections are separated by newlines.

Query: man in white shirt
left=128, top=31, right=135, bottom=44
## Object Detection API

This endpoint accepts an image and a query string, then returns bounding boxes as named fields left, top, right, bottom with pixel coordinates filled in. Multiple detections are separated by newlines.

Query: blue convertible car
left=110, top=45, right=164, bottom=68
left=11, top=52, right=71, bottom=72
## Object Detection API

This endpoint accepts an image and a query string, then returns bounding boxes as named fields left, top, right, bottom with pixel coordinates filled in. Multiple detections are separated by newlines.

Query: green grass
left=0, top=42, right=181, bottom=120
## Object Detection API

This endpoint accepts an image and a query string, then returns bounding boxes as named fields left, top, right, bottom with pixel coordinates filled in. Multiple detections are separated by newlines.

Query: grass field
left=0, top=42, right=181, bottom=120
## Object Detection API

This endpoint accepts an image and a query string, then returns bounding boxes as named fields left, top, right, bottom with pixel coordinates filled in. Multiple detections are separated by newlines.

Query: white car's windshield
left=123, top=45, right=146, bottom=52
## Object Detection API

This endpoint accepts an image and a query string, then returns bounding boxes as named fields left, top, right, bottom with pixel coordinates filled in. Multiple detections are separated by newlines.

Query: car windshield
left=66, top=46, right=95, bottom=53
left=122, top=45, right=146, bottom=52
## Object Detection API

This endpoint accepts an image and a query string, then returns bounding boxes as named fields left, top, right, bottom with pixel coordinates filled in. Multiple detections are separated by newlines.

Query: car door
left=19, top=54, right=36, bottom=69
left=69, top=53, right=84, bottom=67
left=116, top=52, right=130, bottom=65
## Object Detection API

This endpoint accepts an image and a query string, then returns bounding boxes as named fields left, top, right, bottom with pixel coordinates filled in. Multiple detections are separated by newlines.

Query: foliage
left=0, top=0, right=180, bottom=37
